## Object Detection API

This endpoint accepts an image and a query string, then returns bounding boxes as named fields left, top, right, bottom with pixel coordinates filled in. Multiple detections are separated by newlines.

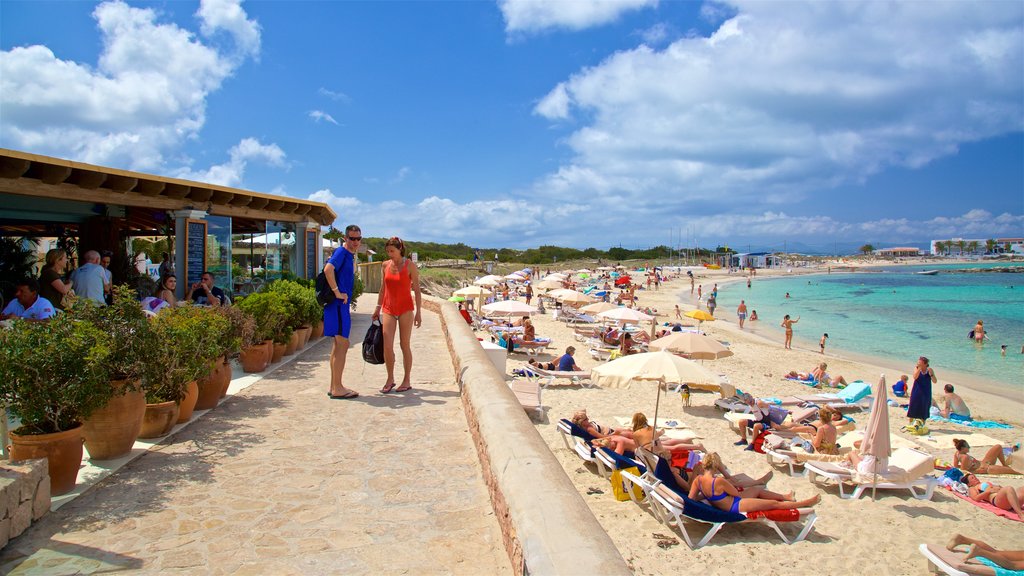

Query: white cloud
left=176, top=137, right=286, bottom=187
left=500, top=0, right=658, bottom=33
left=317, top=87, right=351, bottom=103
left=0, top=0, right=259, bottom=171
left=637, top=22, right=671, bottom=45
left=531, top=1, right=1024, bottom=215
left=309, top=110, right=339, bottom=125
left=390, top=166, right=411, bottom=184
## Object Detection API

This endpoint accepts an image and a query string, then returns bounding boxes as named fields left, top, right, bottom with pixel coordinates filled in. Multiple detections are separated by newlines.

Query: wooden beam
left=0, top=157, right=31, bottom=179
left=164, top=183, right=191, bottom=199
left=104, top=174, right=138, bottom=192
left=0, top=178, right=186, bottom=211
left=36, top=165, right=72, bottom=185
left=229, top=194, right=253, bottom=207
left=208, top=203, right=306, bottom=223
left=188, top=187, right=214, bottom=202
left=210, top=189, right=234, bottom=204
left=247, top=197, right=270, bottom=210
left=135, top=180, right=166, bottom=196
left=67, top=169, right=107, bottom=189
left=265, top=199, right=284, bottom=211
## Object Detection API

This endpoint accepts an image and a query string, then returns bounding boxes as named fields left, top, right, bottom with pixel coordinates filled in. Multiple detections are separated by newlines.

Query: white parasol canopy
left=596, top=307, right=654, bottom=324
left=648, top=332, right=733, bottom=360
left=481, top=301, right=537, bottom=317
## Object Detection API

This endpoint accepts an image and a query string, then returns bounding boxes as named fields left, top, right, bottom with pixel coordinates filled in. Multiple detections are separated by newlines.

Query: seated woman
left=734, top=394, right=775, bottom=447
left=749, top=310, right=758, bottom=321
left=964, top=473, right=1024, bottom=521
left=570, top=409, right=633, bottom=440
left=953, top=439, right=1022, bottom=475
left=689, top=452, right=820, bottom=512
left=619, top=332, right=639, bottom=356
left=522, top=318, right=536, bottom=342
left=782, top=407, right=839, bottom=454
left=600, top=326, right=620, bottom=346
left=154, top=275, right=178, bottom=306
left=811, top=363, right=848, bottom=387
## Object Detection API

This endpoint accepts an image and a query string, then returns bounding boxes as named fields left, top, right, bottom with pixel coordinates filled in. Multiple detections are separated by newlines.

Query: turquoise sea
left=706, top=263, right=1024, bottom=392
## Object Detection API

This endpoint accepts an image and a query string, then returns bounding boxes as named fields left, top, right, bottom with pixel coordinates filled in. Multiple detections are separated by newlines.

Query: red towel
left=746, top=509, right=800, bottom=522
left=670, top=449, right=690, bottom=469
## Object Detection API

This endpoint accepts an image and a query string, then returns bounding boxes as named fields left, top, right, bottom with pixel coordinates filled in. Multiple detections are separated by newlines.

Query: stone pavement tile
left=0, top=302, right=511, bottom=575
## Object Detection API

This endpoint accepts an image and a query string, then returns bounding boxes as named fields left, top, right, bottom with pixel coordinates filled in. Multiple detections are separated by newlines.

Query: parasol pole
left=652, top=377, right=663, bottom=449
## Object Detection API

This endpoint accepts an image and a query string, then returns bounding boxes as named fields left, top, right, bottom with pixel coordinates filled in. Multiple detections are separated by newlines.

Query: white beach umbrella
left=544, top=273, right=568, bottom=281
left=597, top=307, right=654, bottom=324
left=453, top=286, right=492, bottom=297
left=534, top=279, right=564, bottom=290
left=648, top=332, right=734, bottom=360
left=505, top=272, right=526, bottom=281
left=546, top=288, right=579, bottom=300
left=481, top=301, right=537, bottom=317
left=474, top=277, right=502, bottom=287
left=591, top=351, right=717, bottom=440
left=556, top=291, right=594, bottom=305
left=580, top=302, right=619, bottom=314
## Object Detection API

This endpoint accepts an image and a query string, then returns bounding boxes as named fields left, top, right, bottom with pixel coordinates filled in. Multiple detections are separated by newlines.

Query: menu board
left=185, top=220, right=207, bottom=287
left=305, top=230, right=317, bottom=279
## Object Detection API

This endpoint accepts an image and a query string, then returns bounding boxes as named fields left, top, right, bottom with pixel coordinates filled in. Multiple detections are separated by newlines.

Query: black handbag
left=362, top=319, right=385, bottom=364
left=315, top=271, right=335, bottom=307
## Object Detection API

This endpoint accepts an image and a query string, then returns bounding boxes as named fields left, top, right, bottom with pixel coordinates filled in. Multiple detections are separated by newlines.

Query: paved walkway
left=0, top=299, right=512, bottom=575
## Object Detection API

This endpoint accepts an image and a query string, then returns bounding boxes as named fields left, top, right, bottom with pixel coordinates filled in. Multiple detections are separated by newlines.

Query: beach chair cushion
left=919, top=543, right=998, bottom=576
left=836, top=381, right=871, bottom=403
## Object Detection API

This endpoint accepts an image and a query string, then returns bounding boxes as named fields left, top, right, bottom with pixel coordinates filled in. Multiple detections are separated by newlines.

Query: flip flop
left=395, top=384, right=412, bottom=392
left=381, top=382, right=397, bottom=394
left=327, top=390, right=359, bottom=400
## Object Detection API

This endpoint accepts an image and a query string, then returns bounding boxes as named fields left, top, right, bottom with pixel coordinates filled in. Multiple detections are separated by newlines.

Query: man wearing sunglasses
left=324, top=224, right=362, bottom=399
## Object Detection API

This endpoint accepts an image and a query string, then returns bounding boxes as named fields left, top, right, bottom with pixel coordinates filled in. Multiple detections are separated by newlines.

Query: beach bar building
left=0, top=149, right=336, bottom=299
left=731, top=252, right=782, bottom=269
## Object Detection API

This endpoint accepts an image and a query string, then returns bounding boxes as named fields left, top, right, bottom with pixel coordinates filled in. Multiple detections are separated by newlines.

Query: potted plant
left=0, top=314, right=113, bottom=495
left=71, top=287, right=157, bottom=460
left=195, top=305, right=254, bottom=408
left=269, top=280, right=315, bottom=353
left=141, top=305, right=226, bottom=437
left=237, top=291, right=292, bottom=364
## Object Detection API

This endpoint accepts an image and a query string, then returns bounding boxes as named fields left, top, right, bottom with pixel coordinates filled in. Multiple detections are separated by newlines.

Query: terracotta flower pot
left=271, top=341, right=286, bottom=363
left=195, top=363, right=222, bottom=411
left=176, top=380, right=200, bottom=423
left=263, top=339, right=273, bottom=361
left=298, top=325, right=311, bottom=347
left=311, top=321, right=324, bottom=339
left=139, top=401, right=180, bottom=439
left=240, top=345, right=268, bottom=373
left=9, top=425, right=85, bottom=496
left=284, top=331, right=300, bottom=356
left=82, top=378, right=145, bottom=461
left=219, top=356, right=233, bottom=398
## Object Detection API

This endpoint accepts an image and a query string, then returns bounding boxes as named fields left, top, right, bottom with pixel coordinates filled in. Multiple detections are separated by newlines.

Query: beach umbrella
left=596, top=307, right=654, bottom=324
left=534, top=279, right=563, bottom=290
left=557, top=291, right=594, bottom=305
left=684, top=309, right=715, bottom=331
left=648, top=332, right=733, bottom=360
left=580, top=302, right=619, bottom=315
left=481, top=300, right=537, bottom=317
left=505, top=272, right=526, bottom=281
left=447, top=296, right=465, bottom=302
left=591, top=351, right=717, bottom=441
left=577, top=268, right=592, bottom=274
left=860, top=374, right=892, bottom=501
left=454, top=285, right=493, bottom=313
left=546, top=288, right=579, bottom=300
left=614, top=276, right=631, bottom=286
left=474, top=275, right=503, bottom=286
left=544, top=273, right=568, bottom=281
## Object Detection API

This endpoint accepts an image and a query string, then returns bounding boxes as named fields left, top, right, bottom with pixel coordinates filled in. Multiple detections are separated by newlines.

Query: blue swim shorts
left=323, top=300, right=351, bottom=339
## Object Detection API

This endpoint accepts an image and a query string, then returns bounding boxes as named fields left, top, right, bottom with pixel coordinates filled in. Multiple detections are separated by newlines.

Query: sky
left=1, top=0, right=1022, bottom=253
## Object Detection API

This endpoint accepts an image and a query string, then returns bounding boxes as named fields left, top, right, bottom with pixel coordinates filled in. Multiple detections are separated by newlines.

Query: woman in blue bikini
left=689, top=453, right=820, bottom=513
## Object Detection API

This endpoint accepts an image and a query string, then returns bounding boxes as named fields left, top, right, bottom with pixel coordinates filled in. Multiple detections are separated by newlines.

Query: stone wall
left=424, top=295, right=630, bottom=576
left=0, top=458, right=50, bottom=549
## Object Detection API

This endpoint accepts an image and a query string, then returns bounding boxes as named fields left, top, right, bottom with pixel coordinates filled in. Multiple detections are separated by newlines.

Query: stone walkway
left=0, top=299, right=512, bottom=575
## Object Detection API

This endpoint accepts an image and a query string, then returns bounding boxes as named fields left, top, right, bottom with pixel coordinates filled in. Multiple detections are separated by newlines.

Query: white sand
left=483, top=267, right=1024, bottom=575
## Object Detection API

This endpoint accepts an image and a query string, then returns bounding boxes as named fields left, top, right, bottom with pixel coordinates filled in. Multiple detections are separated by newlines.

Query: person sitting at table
left=1, top=278, right=55, bottom=322
left=154, top=274, right=178, bottom=307
left=187, top=271, right=228, bottom=307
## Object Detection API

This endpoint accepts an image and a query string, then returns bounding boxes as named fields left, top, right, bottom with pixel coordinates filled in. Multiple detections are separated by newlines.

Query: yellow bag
left=610, top=466, right=643, bottom=502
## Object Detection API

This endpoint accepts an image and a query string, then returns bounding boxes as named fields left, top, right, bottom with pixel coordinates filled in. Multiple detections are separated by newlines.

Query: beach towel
left=976, top=557, right=1024, bottom=576
left=929, top=414, right=1012, bottom=429
left=945, top=485, right=1024, bottom=523
left=785, top=376, right=817, bottom=386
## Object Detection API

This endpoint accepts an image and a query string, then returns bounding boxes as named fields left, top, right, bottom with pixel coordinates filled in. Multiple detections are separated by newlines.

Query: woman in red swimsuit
left=373, top=237, right=422, bottom=393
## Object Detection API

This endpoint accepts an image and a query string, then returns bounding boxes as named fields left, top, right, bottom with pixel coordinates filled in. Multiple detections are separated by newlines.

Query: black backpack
left=362, top=319, right=385, bottom=364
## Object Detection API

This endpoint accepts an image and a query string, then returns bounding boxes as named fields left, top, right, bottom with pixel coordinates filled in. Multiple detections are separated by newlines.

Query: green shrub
left=236, top=291, right=292, bottom=344
left=268, top=279, right=320, bottom=329
left=144, top=305, right=228, bottom=403
left=0, top=314, right=113, bottom=434
left=68, top=286, right=156, bottom=389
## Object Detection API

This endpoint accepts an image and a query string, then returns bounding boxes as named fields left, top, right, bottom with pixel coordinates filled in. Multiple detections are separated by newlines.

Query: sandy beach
left=482, top=266, right=1024, bottom=575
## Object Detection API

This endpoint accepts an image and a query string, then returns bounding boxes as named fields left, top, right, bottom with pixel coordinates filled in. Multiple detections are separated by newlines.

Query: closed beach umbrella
left=592, top=351, right=717, bottom=440
left=481, top=300, right=537, bottom=317
left=580, top=302, right=619, bottom=314
left=597, top=307, right=654, bottom=324
left=649, top=332, right=733, bottom=360
left=860, top=374, right=892, bottom=500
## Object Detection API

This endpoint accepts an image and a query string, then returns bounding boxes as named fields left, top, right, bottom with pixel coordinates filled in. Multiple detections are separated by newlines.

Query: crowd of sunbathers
left=569, top=410, right=821, bottom=514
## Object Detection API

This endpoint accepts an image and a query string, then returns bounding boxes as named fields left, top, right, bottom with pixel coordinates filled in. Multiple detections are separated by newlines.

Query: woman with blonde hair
left=39, top=248, right=72, bottom=310
left=630, top=413, right=705, bottom=454
left=373, top=236, right=422, bottom=393
left=690, top=452, right=820, bottom=513
left=570, top=410, right=633, bottom=440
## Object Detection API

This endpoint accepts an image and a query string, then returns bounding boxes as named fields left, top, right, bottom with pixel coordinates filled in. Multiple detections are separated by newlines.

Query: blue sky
left=2, top=0, right=1022, bottom=252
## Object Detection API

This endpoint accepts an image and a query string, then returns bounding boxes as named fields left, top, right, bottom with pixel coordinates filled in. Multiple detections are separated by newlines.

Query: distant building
left=929, top=237, right=1024, bottom=255
left=874, top=247, right=921, bottom=257
left=730, top=252, right=783, bottom=268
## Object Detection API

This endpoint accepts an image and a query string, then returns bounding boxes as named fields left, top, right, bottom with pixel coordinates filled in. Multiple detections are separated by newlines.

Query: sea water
left=705, top=263, right=1024, bottom=392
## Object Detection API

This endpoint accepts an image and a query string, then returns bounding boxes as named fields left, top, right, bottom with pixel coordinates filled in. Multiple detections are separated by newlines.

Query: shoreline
left=669, top=267, right=1023, bottom=424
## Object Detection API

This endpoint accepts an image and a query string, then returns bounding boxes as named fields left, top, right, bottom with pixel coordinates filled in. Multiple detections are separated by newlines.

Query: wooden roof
left=0, top=148, right=336, bottom=228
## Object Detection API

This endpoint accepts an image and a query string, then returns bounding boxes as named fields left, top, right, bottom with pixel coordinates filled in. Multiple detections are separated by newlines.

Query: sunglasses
left=347, top=236, right=362, bottom=242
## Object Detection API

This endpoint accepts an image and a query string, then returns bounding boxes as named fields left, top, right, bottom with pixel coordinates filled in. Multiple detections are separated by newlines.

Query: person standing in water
left=781, top=314, right=799, bottom=349
left=973, top=320, right=986, bottom=343
left=819, top=333, right=828, bottom=354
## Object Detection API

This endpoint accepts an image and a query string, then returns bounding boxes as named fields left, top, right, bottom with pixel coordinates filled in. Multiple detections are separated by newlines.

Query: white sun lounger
left=918, top=543, right=998, bottom=576
left=509, top=379, right=542, bottom=417
left=525, top=366, right=593, bottom=388
left=805, top=447, right=938, bottom=500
